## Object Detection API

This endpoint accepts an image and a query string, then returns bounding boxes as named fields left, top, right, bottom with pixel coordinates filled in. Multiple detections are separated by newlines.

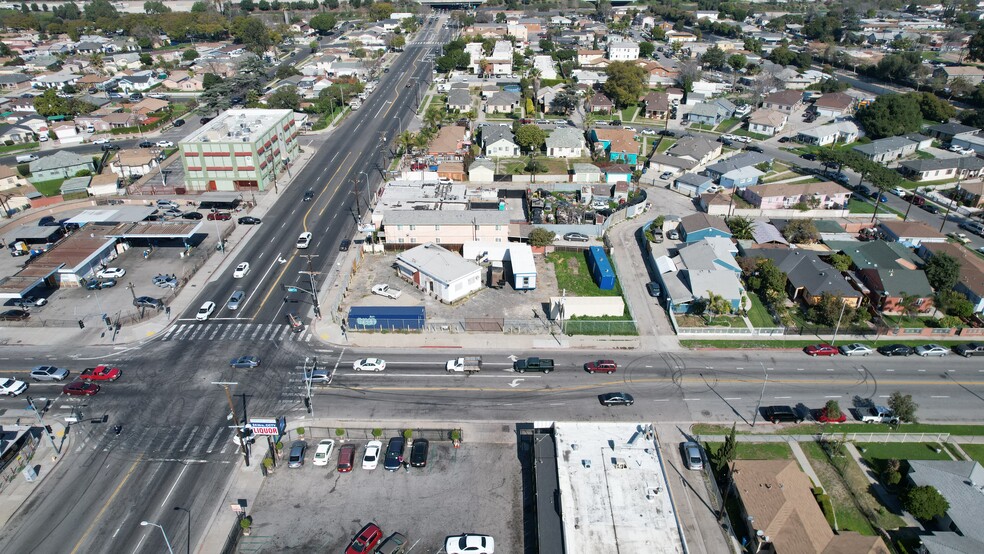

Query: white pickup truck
left=371, top=284, right=402, bottom=299
left=860, top=405, right=900, bottom=424
left=446, top=356, right=482, bottom=373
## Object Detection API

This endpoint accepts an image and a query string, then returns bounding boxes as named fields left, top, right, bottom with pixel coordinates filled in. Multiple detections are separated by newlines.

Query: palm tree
left=398, top=131, right=415, bottom=157
left=424, top=106, right=443, bottom=130
left=726, top=215, right=753, bottom=240
left=898, top=293, right=922, bottom=319
left=704, top=290, right=731, bottom=322
left=528, top=67, right=542, bottom=116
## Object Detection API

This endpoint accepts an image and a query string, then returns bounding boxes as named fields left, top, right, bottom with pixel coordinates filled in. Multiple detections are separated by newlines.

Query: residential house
left=919, top=242, right=984, bottom=314
left=741, top=181, right=851, bottom=210
left=589, top=128, right=640, bottom=164
left=905, top=460, right=984, bottom=553
left=447, top=89, right=472, bottom=112
left=545, top=127, right=587, bottom=158
left=853, top=136, right=921, bottom=163
left=877, top=220, right=947, bottom=247
left=648, top=153, right=698, bottom=176
left=672, top=172, right=715, bottom=197
left=0, top=123, right=37, bottom=144
left=385, top=211, right=511, bottom=247
left=116, top=71, right=159, bottom=92
left=104, top=52, right=142, bottom=73
left=7, top=97, right=37, bottom=113
left=87, top=172, right=120, bottom=196
left=31, top=71, right=80, bottom=90
left=679, top=212, right=732, bottom=243
left=731, top=460, right=889, bottom=554
left=656, top=237, right=745, bottom=314
left=665, top=31, right=697, bottom=43
left=576, top=49, right=606, bottom=65
left=28, top=151, right=94, bottom=182
left=0, top=74, right=31, bottom=90
left=957, top=180, right=984, bottom=207
left=950, top=132, right=984, bottom=154
left=933, top=65, right=984, bottom=86
left=468, top=159, right=495, bottom=182
left=604, top=164, right=632, bottom=184
left=571, top=163, right=602, bottom=183
left=796, top=121, right=861, bottom=146
left=427, top=125, right=470, bottom=161
left=704, top=152, right=773, bottom=188
left=898, top=156, right=984, bottom=181
left=664, top=135, right=722, bottom=166
left=108, top=149, right=158, bottom=178
left=0, top=165, right=29, bottom=191
left=51, top=122, right=81, bottom=144
left=636, top=60, right=678, bottom=87
left=536, top=84, right=564, bottom=113
left=394, top=243, right=484, bottom=304
left=102, top=112, right=143, bottom=129
left=925, top=122, right=980, bottom=143
left=812, top=92, right=856, bottom=117
left=485, top=91, right=521, bottom=114
left=162, top=74, right=205, bottom=91
left=481, top=126, right=520, bottom=158
left=585, top=92, right=614, bottom=113
left=570, top=69, right=605, bottom=86
left=743, top=248, right=863, bottom=307
left=76, top=74, right=112, bottom=90
left=59, top=176, right=90, bottom=197
left=642, top=91, right=671, bottom=120
left=859, top=265, right=934, bottom=314
left=747, top=109, right=787, bottom=136
left=687, top=98, right=736, bottom=126
left=607, top=40, right=640, bottom=61
left=761, top=89, right=803, bottom=114
left=749, top=220, right=789, bottom=246
left=73, top=116, right=112, bottom=133
left=131, top=98, right=170, bottom=117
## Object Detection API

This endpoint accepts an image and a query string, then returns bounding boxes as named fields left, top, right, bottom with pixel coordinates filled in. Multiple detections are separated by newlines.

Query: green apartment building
left=179, top=109, right=299, bottom=192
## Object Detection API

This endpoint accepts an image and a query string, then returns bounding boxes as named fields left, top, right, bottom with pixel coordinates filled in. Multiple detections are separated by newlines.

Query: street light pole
left=831, top=299, right=849, bottom=346
left=140, top=521, right=174, bottom=554
left=212, top=381, right=249, bottom=467
left=299, top=255, right=321, bottom=319
left=173, top=506, right=191, bottom=554
left=940, top=178, right=962, bottom=233
left=25, top=396, right=60, bottom=455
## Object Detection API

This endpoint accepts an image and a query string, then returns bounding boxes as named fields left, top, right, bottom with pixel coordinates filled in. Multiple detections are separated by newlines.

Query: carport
left=104, top=221, right=202, bottom=241
left=197, top=191, right=242, bottom=211
left=65, top=205, right=157, bottom=226
left=3, top=225, right=64, bottom=249
left=0, top=262, right=63, bottom=299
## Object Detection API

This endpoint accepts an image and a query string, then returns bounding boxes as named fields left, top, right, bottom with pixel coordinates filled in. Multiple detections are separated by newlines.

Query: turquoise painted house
left=589, top=127, right=640, bottom=165
left=679, top=212, right=732, bottom=243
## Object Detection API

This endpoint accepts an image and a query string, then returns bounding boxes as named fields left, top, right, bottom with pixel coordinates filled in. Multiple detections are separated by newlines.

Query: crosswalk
left=410, top=40, right=444, bottom=46
left=77, top=423, right=239, bottom=463
left=159, top=322, right=314, bottom=343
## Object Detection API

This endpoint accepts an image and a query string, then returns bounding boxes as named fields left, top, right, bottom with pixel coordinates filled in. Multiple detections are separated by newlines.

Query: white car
left=839, top=343, right=873, bottom=356
left=353, top=358, right=386, bottom=372
left=948, top=232, right=972, bottom=244
left=233, top=262, right=250, bottom=278
left=362, top=440, right=382, bottom=470
left=96, top=267, right=126, bottom=279
left=891, top=187, right=907, bottom=197
left=296, top=232, right=312, bottom=249
left=641, top=128, right=656, bottom=135
left=195, top=301, right=216, bottom=321
left=948, top=144, right=963, bottom=153
left=313, top=439, right=335, bottom=466
left=0, top=378, right=28, bottom=397
left=915, top=344, right=950, bottom=357
left=156, top=140, right=174, bottom=148
left=445, top=534, right=495, bottom=554
left=93, top=138, right=110, bottom=145
left=371, top=284, right=402, bottom=299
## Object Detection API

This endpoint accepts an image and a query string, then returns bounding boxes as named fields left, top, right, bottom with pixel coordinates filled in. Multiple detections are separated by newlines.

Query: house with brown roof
left=163, top=74, right=205, bottom=91
left=642, top=91, right=670, bottom=120
left=919, top=242, right=984, bottom=313
left=427, top=125, right=470, bottom=161
left=956, top=180, right=984, bottom=208
left=762, top=89, right=803, bottom=114
left=0, top=164, right=29, bottom=191
left=812, top=92, right=855, bottom=118
left=102, top=112, right=144, bottom=128
left=131, top=98, right=169, bottom=115
left=585, top=92, right=614, bottom=113
left=732, top=459, right=889, bottom=554
left=747, top=109, right=788, bottom=136
left=877, top=220, right=947, bottom=247
left=589, top=128, right=640, bottom=164
left=108, top=149, right=158, bottom=178
left=933, top=65, right=984, bottom=86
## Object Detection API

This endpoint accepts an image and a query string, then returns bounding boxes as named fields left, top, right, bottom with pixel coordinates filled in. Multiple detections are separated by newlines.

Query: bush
left=885, top=469, right=902, bottom=486
left=372, top=428, right=382, bottom=438
left=296, top=426, right=305, bottom=435
left=335, top=428, right=345, bottom=438
left=813, top=487, right=835, bottom=528
left=262, top=457, right=273, bottom=469
left=17, top=163, right=29, bottom=176
left=403, top=429, right=413, bottom=440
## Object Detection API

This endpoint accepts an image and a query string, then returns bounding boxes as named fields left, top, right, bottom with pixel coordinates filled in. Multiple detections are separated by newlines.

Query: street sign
left=286, top=287, right=299, bottom=293
left=248, top=417, right=284, bottom=436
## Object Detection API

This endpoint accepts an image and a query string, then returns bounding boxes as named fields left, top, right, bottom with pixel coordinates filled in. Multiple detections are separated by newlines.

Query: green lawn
left=881, top=315, right=935, bottom=328
left=715, top=117, right=740, bottom=132
left=799, top=441, right=878, bottom=535
left=0, top=141, right=38, bottom=154
left=620, top=106, right=639, bottom=122
left=545, top=251, right=622, bottom=297
left=31, top=177, right=67, bottom=197
left=857, top=442, right=951, bottom=476
left=914, top=150, right=935, bottom=160
left=746, top=292, right=776, bottom=328
left=732, top=128, right=772, bottom=141
left=693, top=422, right=984, bottom=436
left=655, top=138, right=676, bottom=153
left=849, top=199, right=876, bottom=213
left=689, top=123, right=714, bottom=131
left=704, top=441, right=792, bottom=460
left=960, top=444, right=984, bottom=465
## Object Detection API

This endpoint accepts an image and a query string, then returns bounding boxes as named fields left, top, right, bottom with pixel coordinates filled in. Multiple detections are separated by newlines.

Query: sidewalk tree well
left=296, top=426, right=305, bottom=436
left=403, top=429, right=413, bottom=440
left=335, top=428, right=346, bottom=439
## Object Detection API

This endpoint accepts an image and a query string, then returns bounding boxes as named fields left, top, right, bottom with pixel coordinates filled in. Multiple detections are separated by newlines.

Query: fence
left=820, top=432, right=951, bottom=444
left=562, top=319, right=638, bottom=336
left=283, top=426, right=462, bottom=443
left=0, top=429, right=40, bottom=495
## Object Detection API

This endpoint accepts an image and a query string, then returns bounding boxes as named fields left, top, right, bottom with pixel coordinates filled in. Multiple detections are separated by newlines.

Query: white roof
left=506, top=243, right=535, bottom=276
left=395, top=243, right=482, bottom=285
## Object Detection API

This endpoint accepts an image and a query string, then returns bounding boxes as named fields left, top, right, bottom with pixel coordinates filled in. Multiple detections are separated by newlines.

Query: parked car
left=313, top=439, right=335, bottom=466
left=646, top=282, right=662, bottom=298
left=101, top=143, right=121, bottom=151
left=238, top=216, right=261, bottom=225
left=763, top=405, right=803, bottom=423
left=230, top=356, right=260, bottom=368
left=345, top=523, right=383, bottom=554
left=666, top=229, right=679, bottom=240
left=173, top=118, right=185, bottom=127
left=133, top=296, right=163, bottom=310
left=384, top=437, right=405, bottom=471
left=31, top=366, right=69, bottom=382
left=337, top=444, right=356, bottom=472
left=287, top=440, right=307, bottom=468
left=804, top=343, right=839, bottom=357
left=921, top=204, right=941, bottom=214
left=0, top=378, right=28, bottom=396
left=362, top=440, right=382, bottom=470
left=0, top=309, right=30, bottom=321
left=353, top=358, right=386, bottom=372
left=445, top=534, right=494, bottom=554
left=153, top=274, right=178, bottom=288
left=376, top=532, right=409, bottom=554
left=207, top=211, right=231, bottom=221
left=563, top=232, right=589, bottom=242
left=838, top=343, right=873, bottom=356
left=156, top=140, right=174, bottom=148
left=778, top=136, right=790, bottom=143
left=584, top=360, right=617, bottom=374
left=138, top=140, right=154, bottom=148
left=63, top=381, right=100, bottom=396
left=955, top=342, right=984, bottom=357
left=659, top=171, right=673, bottom=180
left=8, top=296, right=47, bottom=308
left=181, top=212, right=203, bottom=220
left=97, top=267, right=126, bottom=279
left=877, top=344, right=913, bottom=357
left=339, top=239, right=351, bottom=251
left=599, top=392, right=634, bottom=406
left=681, top=441, right=703, bottom=470
left=800, top=153, right=817, bottom=161
left=410, top=438, right=429, bottom=467
left=915, top=344, right=950, bottom=357
left=371, top=284, right=402, bottom=299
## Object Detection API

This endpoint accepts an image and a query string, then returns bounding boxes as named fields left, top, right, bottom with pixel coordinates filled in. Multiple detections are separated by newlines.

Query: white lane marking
left=159, top=463, right=190, bottom=508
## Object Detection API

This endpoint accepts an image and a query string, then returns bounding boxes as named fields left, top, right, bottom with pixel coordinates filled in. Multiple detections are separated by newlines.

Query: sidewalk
left=0, top=414, right=71, bottom=528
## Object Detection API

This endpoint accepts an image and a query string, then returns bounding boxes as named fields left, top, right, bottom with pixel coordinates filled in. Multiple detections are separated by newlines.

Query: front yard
left=31, top=177, right=67, bottom=197
left=746, top=292, right=776, bottom=328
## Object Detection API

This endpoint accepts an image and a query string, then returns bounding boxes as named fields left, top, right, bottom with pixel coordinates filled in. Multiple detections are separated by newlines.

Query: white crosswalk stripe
left=160, top=322, right=313, bottom=343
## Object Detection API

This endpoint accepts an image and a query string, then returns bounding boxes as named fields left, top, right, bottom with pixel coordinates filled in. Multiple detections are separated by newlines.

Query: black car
left=101, top=143, right=121, bottom=151
left=921, top=204, right=941, bottom=214
left=303, top=190, right=315, bottom=201
left=133, top=296, right=163, bottom=310
left=200, top=116, right=214, bottom=124
left=778, top=136, right=790, bottom=143
left=800, top=153, right=817, bottom=161
left=0, top=309, right=30, bottom=321
left=181, top=212, right=203, bottom=220
left=138, top=140, right=153, bottom=148
left=173, top=118, right=185, bottom=127
left=383, top=437, right=405, bottom=471
left=610, top=119, right=622, bottom=126
left=646, top=281, right=661, bottom=298
left=763, top=405, right=803, bottom=423
left=877, top=344, right=913, bottom=357
left=599, top=392, right=634, bottom=406
left=86, top=279, right=117, bottom=290
left=856, top=185, right=871, bottom=197
left=339, top=239, right=351, bottom=252
left=38, top=216, right=57, bottom=226
left=658, top=129, right=676, bottom=137
left=563, top=232, right=589, bottom=242
left=746, top=145, right=764, bottom=153
left=409, top=438, right=429, bottom=467
left=955, top=342, right=984, bottom=357
left=238, top=216, right=262, bottom=225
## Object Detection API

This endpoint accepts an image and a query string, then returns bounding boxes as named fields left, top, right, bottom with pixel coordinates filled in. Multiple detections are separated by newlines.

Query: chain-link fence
left=561, top=319, right=638, bottom=336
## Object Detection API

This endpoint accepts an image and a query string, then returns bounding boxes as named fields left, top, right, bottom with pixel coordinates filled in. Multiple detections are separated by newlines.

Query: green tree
left=84, top=0, right=118, bottom=21
left=824, top=399, right=842, bottom=420
left=33, top=88, right=68, bottom=117
left=856, top=93, right=923, bottom=139
left=367, top=1, right=392, bottom=21
left=191, top=0, right=209, bottom=12
left=700, top=45, right=726, bottom=70
left=309, top=13, right=337, bottom=35
left=918, top=92, right=957, bottom=122
left=389, top=34, right=405, bottom=51
left=515, top=124, right=546, bottom=153
left=936, top=289, right=974, bottom=318
left=969, top=29, right=984, bottom=62
left=829, top=252, right=852, bottom=271
left=888, top=391, right=918, bottom=423
left=903, top=485, right=949, bottom=520
left=924, top=252, right=960, bottom=291
left=240, top=0, right=255, bottom=10
left=275, top=62, right=300, bottom=79
left=727, top=53, right=747, bottom=72
left=639, top=41, right=655, bottom=59
left=528, top=228, right=556, bottom=246
left=714, top=423, right=737, bottom=473
left=768, top=45, right=797, bottom=66
left=143, top=0, right=170, bottom=14
left=602, top=61, right=646, bottom=108
left=182, top=48, right=199, bottom=62
left=232, top=16, right=273, bottom=55
left=139, top=53, right=153, bottom=66
left=266, top=85, right=301, bottom=110
left=203, top=73, right=223, bottom=89
left=549, top=90, right=579, bottom=115
left=808, top=294, right=857, bottom=327
left=725, top=215, right=753, bottom=239
left=781, top=219, right=819, bottom=244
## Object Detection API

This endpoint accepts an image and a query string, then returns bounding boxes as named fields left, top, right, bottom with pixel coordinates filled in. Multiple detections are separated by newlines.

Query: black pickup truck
left=513, top=357, right=554, bottom=373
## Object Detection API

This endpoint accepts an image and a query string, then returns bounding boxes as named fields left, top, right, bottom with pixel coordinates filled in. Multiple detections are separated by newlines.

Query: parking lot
left=245, top=436, right=523, bottom=552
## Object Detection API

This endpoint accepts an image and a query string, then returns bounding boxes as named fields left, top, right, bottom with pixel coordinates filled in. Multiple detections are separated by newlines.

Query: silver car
left=682, top=441, right=703, bottom=470
left=31, top=365, right=69, bottom=382
left=227, top=290, right=245, bottom=310
left=287, top=440, right=307, bottom=468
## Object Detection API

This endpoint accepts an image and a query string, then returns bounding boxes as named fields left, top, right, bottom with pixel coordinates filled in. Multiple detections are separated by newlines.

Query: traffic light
left=78, top=319, right=85, bottom=329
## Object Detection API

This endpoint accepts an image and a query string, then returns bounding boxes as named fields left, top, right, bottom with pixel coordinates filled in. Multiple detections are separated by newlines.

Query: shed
left=508, top=243, right=536, bottom=289
left=586, top=246, right=615, bottom=290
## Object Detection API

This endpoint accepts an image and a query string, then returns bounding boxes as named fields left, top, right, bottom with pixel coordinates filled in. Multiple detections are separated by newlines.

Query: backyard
left=545, top=250, right=622, bottom=297
left=857, top=442, right=952, bottom=477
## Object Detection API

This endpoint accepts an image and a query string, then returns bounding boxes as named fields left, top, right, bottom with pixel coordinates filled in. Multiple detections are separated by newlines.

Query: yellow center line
left=71, top=455, right=144, bottom=554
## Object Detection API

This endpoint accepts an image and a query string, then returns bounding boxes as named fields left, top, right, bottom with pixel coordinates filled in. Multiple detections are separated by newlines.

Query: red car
left=345, top=523, right=382, bottom=554
left=207, top=212, right=232, bottom=221
left=804, top=344, right=839, bottom=357
left=81, top=365, right=121, bottom=381
left=63, top=381, right=100, bottom=396
left=818, top=407, right=847, bottom=423
left=584, top=359, right=618, bottom=374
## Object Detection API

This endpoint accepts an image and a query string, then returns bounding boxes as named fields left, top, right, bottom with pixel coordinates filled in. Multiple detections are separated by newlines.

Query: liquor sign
left=248, top=417, right=285, bottom=436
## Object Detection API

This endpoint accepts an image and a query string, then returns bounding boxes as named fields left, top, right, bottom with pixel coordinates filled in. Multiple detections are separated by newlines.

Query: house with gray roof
left=545, top=127, right=586, bottom=158
left=655, top=238, right=745, bottom=314
left=0, top=74, right=31, bottom=89
left=680, top=212, right=731, bottom=243
left=687, top=99, right=735, bottom=126
left=482, top=126, right=520, bottom=158
left=796, top=121, right=860, bottom=147
left=741, top=248, right=863, bottom=307
left=672, top=173, right=715, bottom=197
left=853, top=136, right=920, bottom=163
left=898, top=156, right=984, bottom=181
left=665, top=135, right=721, bottom=165
left=395, top=243, right=483, bottom=304
left=825, top=239, right=934, bottom=314
left=447, top=88, right=472, bottom=112
left=0, top=123, right=37, bottom=144
left=29, top=151, right=95, bottom=182
left=906, top=460, right=984, bottom=552
left=704, top=152, right=773, bottom=188
left=485, top=91, right=521, bottom=114
left=750, top=220, right=788, bottom=245
left=924, top=122, right=979, bottom=142
left=468, top=158, right=495, bottom=182
left=60, top=175, right=91, bottom=197
left=571, top=163, right=602, bottom=182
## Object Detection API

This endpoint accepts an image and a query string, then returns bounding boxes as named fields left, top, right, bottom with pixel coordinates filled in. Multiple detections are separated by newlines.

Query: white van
left=16, top=154, right=39, bottom=163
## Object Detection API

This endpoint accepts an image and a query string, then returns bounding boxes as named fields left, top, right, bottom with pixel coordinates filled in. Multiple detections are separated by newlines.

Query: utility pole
left=212, top=381, right=249, bottom=467
left=126, top=281, right=136, bottom=301
left=940, top=177, right=962, bottom=233
left=353, top=178, right=361, bottom=219
left=25, top=396, right=60, bottom=456
left=299, top=255, right=321, bottom=319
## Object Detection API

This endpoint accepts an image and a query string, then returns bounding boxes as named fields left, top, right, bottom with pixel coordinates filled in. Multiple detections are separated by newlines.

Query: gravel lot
left=245, top=438, right=523, bottom=552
